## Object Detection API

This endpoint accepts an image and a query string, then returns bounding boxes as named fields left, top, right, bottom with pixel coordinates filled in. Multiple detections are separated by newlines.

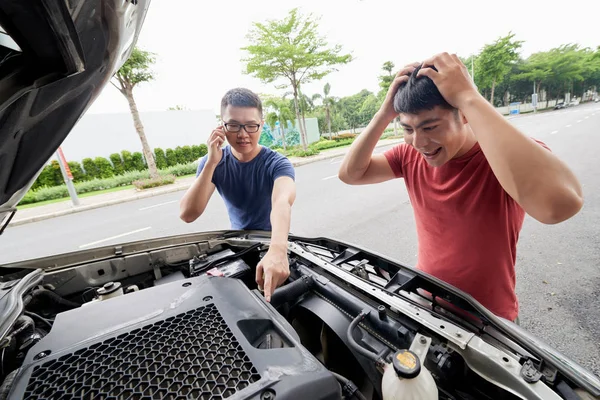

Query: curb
left=9, top=139, right=403, bottom=227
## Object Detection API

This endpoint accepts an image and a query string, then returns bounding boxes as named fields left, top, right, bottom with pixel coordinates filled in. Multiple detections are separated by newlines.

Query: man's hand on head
left=256, top=244, right=290, bottom=302
left=417, top=53, right=480, bottom=110
left=379, top=62, right=420, bottom=121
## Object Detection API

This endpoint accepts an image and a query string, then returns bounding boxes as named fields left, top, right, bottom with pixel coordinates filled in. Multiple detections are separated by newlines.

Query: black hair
left=220, top=87, right=263, bottom=116
left=393, top=64, right=454, bottom=114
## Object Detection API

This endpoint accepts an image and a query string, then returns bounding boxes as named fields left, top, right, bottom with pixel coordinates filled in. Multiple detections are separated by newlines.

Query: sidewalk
left=9, top=139, right=403, bottom=227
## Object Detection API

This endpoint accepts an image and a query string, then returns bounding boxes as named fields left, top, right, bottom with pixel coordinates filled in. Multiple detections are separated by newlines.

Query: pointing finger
left=263, top=271, right=273, bottom=302
left=255, top=262, right=264, bottom=291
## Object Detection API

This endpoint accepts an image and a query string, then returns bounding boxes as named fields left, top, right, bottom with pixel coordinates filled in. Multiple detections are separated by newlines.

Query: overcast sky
left=87, top=0, right=599, bottom=116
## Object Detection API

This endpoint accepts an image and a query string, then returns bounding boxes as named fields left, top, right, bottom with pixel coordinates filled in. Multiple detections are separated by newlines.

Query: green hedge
left=309, top=138, right=354, bottom=151
left=29, top=142, right=207, bottom=191
left=20, top=161, right=199, bottom=205
left=154, top=148, right=168, bottom=169
left=110, top=153, right=124, bottom=175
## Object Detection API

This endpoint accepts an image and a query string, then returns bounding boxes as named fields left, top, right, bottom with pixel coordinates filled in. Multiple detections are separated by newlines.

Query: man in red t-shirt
left=338, top=53, right=583, bottom=321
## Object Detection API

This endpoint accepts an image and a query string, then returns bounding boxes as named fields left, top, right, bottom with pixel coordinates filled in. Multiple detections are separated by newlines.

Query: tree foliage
left=241, top=8, right=352, bottom=149
left=475, top=32, right=523, bottom=103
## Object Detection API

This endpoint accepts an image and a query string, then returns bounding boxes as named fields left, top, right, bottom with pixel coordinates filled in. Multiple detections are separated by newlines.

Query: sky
left=87, top=0, right=599, bottom=117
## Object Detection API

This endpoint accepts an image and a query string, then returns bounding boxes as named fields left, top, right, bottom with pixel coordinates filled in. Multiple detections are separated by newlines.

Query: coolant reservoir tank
left=381, top=349, right=438, bottom=400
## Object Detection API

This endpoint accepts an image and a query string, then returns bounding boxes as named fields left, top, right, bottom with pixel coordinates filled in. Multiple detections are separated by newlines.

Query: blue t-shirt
left=196, top=146, right=295, bottom=231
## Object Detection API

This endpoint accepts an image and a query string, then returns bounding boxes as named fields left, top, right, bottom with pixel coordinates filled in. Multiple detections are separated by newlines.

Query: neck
left=231, top=145, right=262, bottom=162
left=453, top=126, right=478, bottom=158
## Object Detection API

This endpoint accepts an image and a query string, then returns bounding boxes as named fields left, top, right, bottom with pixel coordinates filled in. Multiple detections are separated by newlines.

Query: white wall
left=60, top=110, right=217, bottom=163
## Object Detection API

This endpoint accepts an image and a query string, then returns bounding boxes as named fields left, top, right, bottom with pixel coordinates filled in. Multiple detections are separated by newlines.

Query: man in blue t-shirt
left=179, top=88, right=296, bottom=301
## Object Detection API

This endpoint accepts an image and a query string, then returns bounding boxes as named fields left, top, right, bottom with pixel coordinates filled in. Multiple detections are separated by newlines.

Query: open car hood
left=0, top=230, right=599, bottom=400
left=0, top=0, right=150, bottom=228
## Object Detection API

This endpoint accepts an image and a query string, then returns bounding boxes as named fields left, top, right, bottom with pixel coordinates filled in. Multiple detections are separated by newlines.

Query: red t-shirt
left=383, top=140, right=548, bottom=321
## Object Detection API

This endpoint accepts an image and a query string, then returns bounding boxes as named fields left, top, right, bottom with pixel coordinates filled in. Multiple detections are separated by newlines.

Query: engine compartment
left=0, top=237, right=596, bottom=400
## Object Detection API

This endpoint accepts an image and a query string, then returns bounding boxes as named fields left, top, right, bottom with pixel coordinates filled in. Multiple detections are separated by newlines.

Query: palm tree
left=264, top=97, right=294, bottom=149
left=285, top=89, right=314, bottom=141
left=312, top=83, right=337, bottom=139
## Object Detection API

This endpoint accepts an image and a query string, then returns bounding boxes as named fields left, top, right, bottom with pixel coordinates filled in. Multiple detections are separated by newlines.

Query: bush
left=131, top=152, right=145, bottom=171
left=181, top=145, right=194, bottom=163
left=121, top=150, right=135, bottom=171
left=334, top=133, right=357, bottom=141
left=288, top=148, right=320, bottom=157
left=165, top=148, right=178, bottom=167
left=174, top=146, right=187, bottom=165
left=110, top=153, right=124, bottom=175
left=33, top=161, right=63, bottom=190
left=94, top=157, right=114, bottom=178
left=19, top=185, right=69, bottom=205
left=82, top=158, right=100, bottom=179
left=67, top=161, right=87, bottom=182
left=20, top=161, right=202, bottom=206
left=154, top=148, right=168, bottom=169
left=133, top=174, right=176, bottom=190
left=20, top=191, right=38, bottom=205
left=191, top=144, right=208, bottom=160
left=163, top=162, right=198, bottom=177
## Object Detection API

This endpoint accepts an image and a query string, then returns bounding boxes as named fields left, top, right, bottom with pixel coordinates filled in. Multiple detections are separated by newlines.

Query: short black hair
left=393, top=64, right=454, bottom=114
left=220, top=88, right=262, bottom=116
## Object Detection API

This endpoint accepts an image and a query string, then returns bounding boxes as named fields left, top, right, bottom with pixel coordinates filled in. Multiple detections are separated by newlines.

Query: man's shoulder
left=384, top=142, right=420, bottom=166
left=261, top=146, right=292, bottom=163
left=258, top=146, right=295, bottom=181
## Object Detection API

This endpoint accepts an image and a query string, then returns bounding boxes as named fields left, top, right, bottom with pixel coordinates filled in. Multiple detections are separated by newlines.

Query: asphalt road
left=2, top=103, right=600, bottom=377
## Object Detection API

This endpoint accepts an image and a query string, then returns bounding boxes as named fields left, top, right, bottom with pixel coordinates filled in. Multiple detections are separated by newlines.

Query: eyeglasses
left=223, top=122, right=261, bottom=134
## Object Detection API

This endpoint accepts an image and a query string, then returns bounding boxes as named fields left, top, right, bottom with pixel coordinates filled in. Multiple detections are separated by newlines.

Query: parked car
left=554, top=101, right=567, bottom=109
left=1, top=1, right=599, bottom=400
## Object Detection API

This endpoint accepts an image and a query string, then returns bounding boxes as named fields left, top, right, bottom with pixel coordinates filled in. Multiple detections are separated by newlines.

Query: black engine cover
left=8, top=276, right=341, bottom=400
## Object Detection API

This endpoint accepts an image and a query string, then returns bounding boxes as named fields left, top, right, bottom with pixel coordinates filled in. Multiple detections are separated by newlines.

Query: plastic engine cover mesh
left=23, top=303, right=260, bottom=399
left=9, top=276, right=341, bottom=400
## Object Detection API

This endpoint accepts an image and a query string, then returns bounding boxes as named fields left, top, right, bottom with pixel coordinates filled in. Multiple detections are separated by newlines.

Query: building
left=59, top=110, right=320, bottom=164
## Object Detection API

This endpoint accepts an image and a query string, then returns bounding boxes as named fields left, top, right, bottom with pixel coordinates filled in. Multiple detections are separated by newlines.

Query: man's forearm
left=339, top=111, right=393, bottom=181
left=269, top=199, right=291, bottom=250
left=179, top=163, right=217, bottom=223
left=460, top=94, right=583, bottom=223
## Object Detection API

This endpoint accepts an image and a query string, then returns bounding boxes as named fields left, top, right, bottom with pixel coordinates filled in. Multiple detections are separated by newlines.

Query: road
left=2, top=103, right=600, bottom=377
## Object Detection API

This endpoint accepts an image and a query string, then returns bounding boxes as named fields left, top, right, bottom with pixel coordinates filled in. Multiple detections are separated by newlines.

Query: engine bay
left=0, top=235, right=597, bottom=400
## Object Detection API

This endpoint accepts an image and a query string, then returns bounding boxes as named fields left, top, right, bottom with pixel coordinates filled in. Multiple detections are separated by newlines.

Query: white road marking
left=139, top=200, right=178, bottom=211
left=577, top=120, right=583, bottom=123
left=566, top=124, right=572, bottom=128
left=322, top=175, right=338, bottom=181
left=332, top=160, right=343, bottom=164
left=584, top=116, right=589, bottom=119
left=551, top=130, right=559, bottom=135
left=79, top=227, right=152, bottom=249
left=329, top=157, right=341, bottom=164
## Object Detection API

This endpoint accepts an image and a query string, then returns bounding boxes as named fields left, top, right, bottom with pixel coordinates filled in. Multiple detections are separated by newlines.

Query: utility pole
left=56, top=147, right=80, bottom=206
left=532, top=81, right=538, bottom=113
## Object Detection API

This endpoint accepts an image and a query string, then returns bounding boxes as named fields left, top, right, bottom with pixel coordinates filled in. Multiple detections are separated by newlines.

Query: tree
left=339, top=90, right=373, bottom=132
left=514, top=52, right=552, bottom=95
left=263, top=96, right=295, bottom=149
left=312, top=83, right=336, bottom=139
left=378, top=61, right=399, bottom=136
left=111, top=47, right=159, bottom=179
left=476, top=33, right=523, bottom=104
left=242, top=8, right=352, bottom=149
